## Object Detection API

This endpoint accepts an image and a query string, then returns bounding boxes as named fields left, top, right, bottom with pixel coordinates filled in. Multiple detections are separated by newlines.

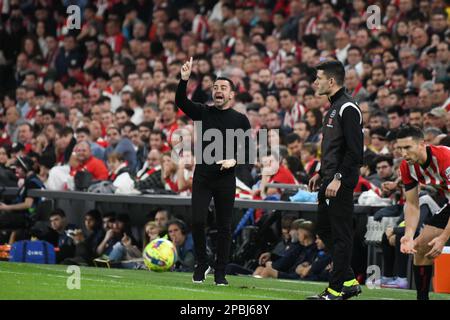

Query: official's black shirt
left=320, top=87, right=363, bottom=188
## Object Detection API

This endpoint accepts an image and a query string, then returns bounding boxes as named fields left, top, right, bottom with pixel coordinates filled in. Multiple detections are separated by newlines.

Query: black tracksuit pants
left=191, top=169, right=236, bottom=272
left=317, top=179, right=355, bottom=292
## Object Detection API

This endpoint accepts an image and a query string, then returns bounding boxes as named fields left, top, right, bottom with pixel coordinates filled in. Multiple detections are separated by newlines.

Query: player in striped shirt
left=397, top=126, right=450, bottom=300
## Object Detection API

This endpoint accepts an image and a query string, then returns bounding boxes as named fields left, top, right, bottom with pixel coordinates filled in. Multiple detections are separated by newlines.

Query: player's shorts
left=424, top=202, right=450, bottom=229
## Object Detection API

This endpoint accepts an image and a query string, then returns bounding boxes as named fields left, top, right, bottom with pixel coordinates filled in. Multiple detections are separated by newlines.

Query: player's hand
left=400, top=235, right=417, bottom=254
left=425, top=236, right=447, bottom=259
left=217, top=159, right=236, bottom=170
left=325, top=178, right=341, bottom=198
left=181, top=57, right=193, bottom=81
left=308, top=174, right=321, bottom=192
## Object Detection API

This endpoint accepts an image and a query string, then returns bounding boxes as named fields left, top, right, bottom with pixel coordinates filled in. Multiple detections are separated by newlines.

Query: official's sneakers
left=381, top=277, right=409, bottom=289
left=306, top=288, right=343, bottom=300
left=341, top=279, right=362, bottom=300
left=214, top=271, right=229, bottom=286
left=192, top=264, right=211, bottom=283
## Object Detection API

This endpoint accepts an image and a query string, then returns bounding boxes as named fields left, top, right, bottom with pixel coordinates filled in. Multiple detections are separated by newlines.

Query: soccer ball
left=143, top=238, right=177, bottom=272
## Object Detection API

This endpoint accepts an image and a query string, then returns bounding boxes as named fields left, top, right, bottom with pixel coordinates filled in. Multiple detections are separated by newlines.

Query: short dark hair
left=396, top=125, right=424, bottom=140
left=409, top=108, right=423, bottom=115
left=115, top=106, right=134, bottom=118
left=315, top=60, right=345, bottom=86
left=75, top=127, right=91, bottom=136
left=413, top=67, right=433, bottom=81
left=374, top=155, right=393, bottom=167
left=387, top=105, right=405, bottom=117
left=41, top=108, right=56, bottom=118
left=167, top=219, right=188, bottom=235
left=285, top=133, right=301, bottom=145
left=214, top=76, right=236, bottom=91
left=50, top=208, right=66, bottom=218
left=392, top=69, right=407, bottom=78
left=150, top=129, right=166, bottom=140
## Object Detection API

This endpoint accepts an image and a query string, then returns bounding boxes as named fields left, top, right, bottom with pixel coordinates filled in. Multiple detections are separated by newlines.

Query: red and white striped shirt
left=400, top=145, right=450, bottom=201
left=283, top=102, right=306, bottom=128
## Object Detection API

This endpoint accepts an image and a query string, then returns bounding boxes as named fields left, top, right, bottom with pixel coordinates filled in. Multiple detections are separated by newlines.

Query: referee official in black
left=307, top=61, right=363, bottom=300
left=175, top=57, right=251, bottom=286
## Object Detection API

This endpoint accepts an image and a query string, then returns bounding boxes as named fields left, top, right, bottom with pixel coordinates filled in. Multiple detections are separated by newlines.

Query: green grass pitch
left=1, top=262, right=449, bottom=300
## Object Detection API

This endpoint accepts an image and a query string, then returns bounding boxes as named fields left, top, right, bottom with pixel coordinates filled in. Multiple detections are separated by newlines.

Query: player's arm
left=175, top=57, right=204, bottom=120
left=403, top=185, right=420, bottom=239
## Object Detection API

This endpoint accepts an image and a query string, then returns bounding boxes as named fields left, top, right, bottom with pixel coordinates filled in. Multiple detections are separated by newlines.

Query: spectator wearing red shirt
left=257, top=152, right=297, bottom=199
left=70, top=141, right=108, bottom=181
left=149, top=129, right=171, bottom=154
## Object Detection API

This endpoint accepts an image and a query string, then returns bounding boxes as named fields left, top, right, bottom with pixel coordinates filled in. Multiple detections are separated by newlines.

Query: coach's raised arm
left=175, top=57, right=204, bottom=121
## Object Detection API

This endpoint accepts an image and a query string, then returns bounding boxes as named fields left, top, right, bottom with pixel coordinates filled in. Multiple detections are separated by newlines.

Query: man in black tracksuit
left=175, top=57, right=251, bottom=286
left=308, top=61, right=364, bottom=300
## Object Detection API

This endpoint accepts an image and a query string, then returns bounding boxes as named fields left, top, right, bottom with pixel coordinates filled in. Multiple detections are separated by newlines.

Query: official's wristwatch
left=334, top=173, right=342, bottom=181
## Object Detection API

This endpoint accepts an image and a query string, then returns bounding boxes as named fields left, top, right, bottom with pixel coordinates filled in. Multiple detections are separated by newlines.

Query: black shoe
left=306, top=288, right=343, bottom=300
left=214, top=272, right=229, bottom=286
left=192, top=264, right=211, bottom=283
left=342, top=284, right=362, bottom=300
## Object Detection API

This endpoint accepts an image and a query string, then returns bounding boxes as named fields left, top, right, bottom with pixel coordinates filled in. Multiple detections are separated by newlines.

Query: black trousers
left=191, top=169, right=235, bottom=272
left=317, top=180, right=355, bottom=292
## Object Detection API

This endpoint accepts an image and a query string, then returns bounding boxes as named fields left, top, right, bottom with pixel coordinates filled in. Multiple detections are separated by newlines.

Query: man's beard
left=214, top=98, right=228, bottom=109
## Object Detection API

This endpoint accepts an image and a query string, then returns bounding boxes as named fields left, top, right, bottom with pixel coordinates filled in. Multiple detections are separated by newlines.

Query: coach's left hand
left=325, top=179, right=341, bottom=198
left=425, top=235, right=447, bottom=259
left=217, top=159, right=237, bottom=170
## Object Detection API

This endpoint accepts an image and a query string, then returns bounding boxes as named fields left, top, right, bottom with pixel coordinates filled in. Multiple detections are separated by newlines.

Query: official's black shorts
left=424, top=204, right=450, bottom=229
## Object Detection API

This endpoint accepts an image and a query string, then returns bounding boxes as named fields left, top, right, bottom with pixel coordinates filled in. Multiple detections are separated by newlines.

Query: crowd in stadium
left=0, top=0, right=449, bottom=286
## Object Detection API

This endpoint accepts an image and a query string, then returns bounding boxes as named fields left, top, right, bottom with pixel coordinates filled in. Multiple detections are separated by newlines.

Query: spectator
left=107, top=152, right=137, bottom=194
left=255, top=152, right=297, bottom=199
left=409, top=108, right=424, bottom=128
left=5, top=107, right=24, bottom=144
left=296, top=235, right=332, bottom=282
left=387, top=106, right=407, bottom=130
left=345, top=68, right=369, bottom=102
left=142, top=221, right=162, bottom=248
left=161, top=152, right=179, bottom=194
left=368, top=155, right=396, bottom=188
left=301, top=143, right=320, bottom=180
left=70, top=141, right=109, bottom=182
left=285, top=133, right=303, bottom=159
left=0, top=146, right=18, bottom=187
left=369, top=126, right=390, bottom=155
left=105, top=125, right=137, bottom=172
left=47, top=209, right=78, bottom=263
left=154, top=209, right=171, bottom=237
left=0, top=155, right=44, bottom=239
left=279, top=88, right=306, bottom=129
left=75, top=127, right=105, bottom=161
left=304, top=109, right=322, bottom=140
left=253, top=220, right=317, bottom=280
left=54, top=127, right=77, bottom=165
left=62, top=209, right=105, bottom=266
left=168, top=219, right=195, bottom=272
